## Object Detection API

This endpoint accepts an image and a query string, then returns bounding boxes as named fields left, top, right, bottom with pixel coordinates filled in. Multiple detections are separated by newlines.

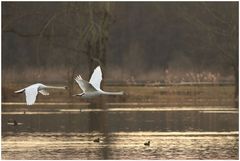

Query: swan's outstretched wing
left=89, top=66, right=102, bottom=90
left=25, top=86, right=39, bottom=105
left=75, top=75, right=97, bottom=92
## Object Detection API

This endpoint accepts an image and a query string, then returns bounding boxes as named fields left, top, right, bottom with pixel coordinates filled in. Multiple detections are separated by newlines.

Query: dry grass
left=2, top=82, right=235, bottom=107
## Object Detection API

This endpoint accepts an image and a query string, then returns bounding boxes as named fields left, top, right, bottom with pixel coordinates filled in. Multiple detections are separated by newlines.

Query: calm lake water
left=2, top=103, right=239, bottom=160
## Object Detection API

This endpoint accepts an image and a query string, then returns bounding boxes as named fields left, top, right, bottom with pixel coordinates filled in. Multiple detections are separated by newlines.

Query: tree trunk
left=234, top=66, right=239, bottom=108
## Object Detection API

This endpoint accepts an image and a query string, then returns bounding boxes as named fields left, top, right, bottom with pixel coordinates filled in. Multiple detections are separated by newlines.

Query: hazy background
left=2, top=3, right=238, bottom=160
left=2, top=2, right=238, bottom=84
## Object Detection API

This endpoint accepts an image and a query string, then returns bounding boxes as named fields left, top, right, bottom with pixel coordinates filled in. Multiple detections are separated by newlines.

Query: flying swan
left=14, top=83, right=67, bottom=105
left=73, top=66, right=124, bottom=98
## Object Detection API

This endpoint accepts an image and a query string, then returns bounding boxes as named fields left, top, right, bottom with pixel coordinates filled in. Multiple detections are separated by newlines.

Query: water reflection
left=2, top=111, right=238, bottom=133
left=2, top=103, right=238, bottom=159
left=2, top=132, right=238, bottom=160
left=87, top=102, right=110, bottom=159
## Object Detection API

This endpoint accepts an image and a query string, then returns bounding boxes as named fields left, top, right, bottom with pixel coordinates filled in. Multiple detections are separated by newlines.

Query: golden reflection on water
left=2, top=132, right=238, bottom=160
left=2, top=104, right=238, bottom=160
left=2, top=102, right=236, bottom=107
left=2, top=106, right=238, bottom=115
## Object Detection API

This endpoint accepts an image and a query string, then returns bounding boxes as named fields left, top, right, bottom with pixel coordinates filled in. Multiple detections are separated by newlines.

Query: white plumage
left=15, top=83, right=67, bottom=105
left=74, top=66, right=124, bottom=98
left=89, top=66, right=102, bottom=90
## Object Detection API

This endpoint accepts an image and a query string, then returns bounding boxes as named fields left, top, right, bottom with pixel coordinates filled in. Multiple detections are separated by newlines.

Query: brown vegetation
left=2, top=2, right=238, bottom=106
left=2, top=82, right=235, bottom=108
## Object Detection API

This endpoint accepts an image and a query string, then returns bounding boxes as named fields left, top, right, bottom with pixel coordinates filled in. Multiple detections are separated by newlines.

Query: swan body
left=15, top=83, right=67, bottom=105
left=74, top=66, right=124, bottom=98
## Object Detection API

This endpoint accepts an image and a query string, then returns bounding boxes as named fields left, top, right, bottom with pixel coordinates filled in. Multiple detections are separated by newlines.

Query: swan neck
left=101, top=91, right=124, bottom=95
left=45, top=86, right=66, bottom=90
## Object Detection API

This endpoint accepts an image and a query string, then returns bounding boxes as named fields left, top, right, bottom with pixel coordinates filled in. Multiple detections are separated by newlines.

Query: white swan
left=73, top=66, right=124, bottom=98
left=14, top=83, right=67, bottom=105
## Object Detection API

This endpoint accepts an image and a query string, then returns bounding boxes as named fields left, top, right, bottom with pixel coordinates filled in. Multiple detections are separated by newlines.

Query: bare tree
left=178, top=2, right=238, bottom=107
left=2, top=2, right=113, bottom=96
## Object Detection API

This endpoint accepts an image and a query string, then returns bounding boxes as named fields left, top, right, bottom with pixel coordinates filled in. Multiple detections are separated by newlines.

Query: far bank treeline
left=2, top=2, right=238, bottom=97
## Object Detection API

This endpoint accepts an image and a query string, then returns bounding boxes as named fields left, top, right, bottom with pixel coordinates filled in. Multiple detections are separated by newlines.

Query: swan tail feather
left=72, top=93, right=84, bottom=97
left=14, top=89, right=25, bottom=94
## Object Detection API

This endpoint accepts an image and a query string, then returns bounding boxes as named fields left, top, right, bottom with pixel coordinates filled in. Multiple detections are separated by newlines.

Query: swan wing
left=39, top=89, right=49, bottom=95
left=25, top=85, right=39, bottom=105
left=75, top=75, right=97, bottom=92
left=89, top=66, right=102, bottom=90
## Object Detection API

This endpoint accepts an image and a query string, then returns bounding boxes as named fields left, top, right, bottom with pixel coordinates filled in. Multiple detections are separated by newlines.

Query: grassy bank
left=2, top=83, right=235, bottom=107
